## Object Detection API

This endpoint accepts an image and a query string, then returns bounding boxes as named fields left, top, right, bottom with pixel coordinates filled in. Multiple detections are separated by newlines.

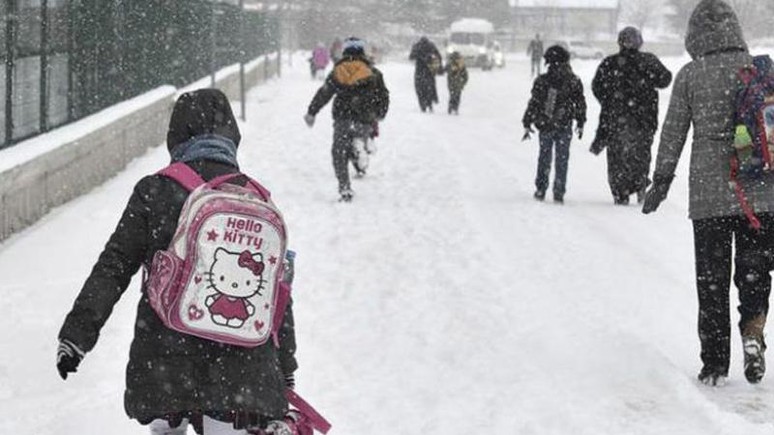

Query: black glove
left=57, top=339, right=85, bottom=380
left=284, top=372, right=296, bottom=389
left=522, top=126, right=535, bottom=141
left=642, top=175, right=674, bottom=214
left=575, top=124, right=584, bottom=140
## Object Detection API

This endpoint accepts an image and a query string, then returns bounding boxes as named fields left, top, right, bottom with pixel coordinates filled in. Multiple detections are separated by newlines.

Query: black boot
left=534, top=190, right=546, bottom=201
left=743, top=335, right=766, bottom=384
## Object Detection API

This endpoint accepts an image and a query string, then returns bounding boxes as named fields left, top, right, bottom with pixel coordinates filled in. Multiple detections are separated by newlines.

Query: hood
left=166, top=88, right=241, bottom=151
left=685, top=0, right=747, bottom=59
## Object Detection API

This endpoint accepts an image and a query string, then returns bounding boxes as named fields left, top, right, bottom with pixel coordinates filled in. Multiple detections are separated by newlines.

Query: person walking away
left=590, top=27, right=672, bottom=205
left=309, top=43, right=330, bottom=79
left=522, top=45, right=586, bottom=204
left=56, top=89, right=300, bottom=434
left=527, top=34, right=544, bottom=77
left=409, top=36, right=443, bottom=112
left=642, top=0, right=773, bottom=386
left=445, top=51, right=469, bottom=115
left=304, top=37, right=390, bottom=202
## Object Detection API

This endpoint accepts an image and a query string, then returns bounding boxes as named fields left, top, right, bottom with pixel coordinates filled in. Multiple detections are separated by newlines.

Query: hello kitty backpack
left=145, top=162, right=291, bottom=347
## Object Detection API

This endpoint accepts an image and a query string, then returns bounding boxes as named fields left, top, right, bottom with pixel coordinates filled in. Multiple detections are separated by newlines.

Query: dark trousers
left=448, top=89, right=462, bottom=113
left=606, top=125, right=654, bottom=200
left=693, top=214, right=774, bottom=374
left=332, top=121, right=371, bottom=192
left=535, top=126, right=572, bottom=197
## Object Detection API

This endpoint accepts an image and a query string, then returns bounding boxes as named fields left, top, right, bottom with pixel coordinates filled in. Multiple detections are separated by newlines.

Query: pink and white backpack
left=145, top=162, right=291, bottom=348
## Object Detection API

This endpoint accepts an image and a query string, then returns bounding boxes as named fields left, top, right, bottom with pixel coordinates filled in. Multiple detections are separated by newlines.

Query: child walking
left=56, top=89, right=300, bottom=434
left=445, top=51, right=469, bottom=115
left=522, top=45, right=586, bottom=204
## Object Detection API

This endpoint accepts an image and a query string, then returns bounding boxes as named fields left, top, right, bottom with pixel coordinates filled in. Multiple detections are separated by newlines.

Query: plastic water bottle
left=283, top=250, right=296, bottom=285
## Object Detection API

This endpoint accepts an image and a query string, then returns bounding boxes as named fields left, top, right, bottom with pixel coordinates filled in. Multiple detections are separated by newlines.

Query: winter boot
left=339, top=188, right=354, bottom=203
left=742, top=314, right=767, bottom=383
left=743, top=336, right=766, bottom=383
left=697, top=366, right=727, bottom=387
left=533, top=190, right=546, bottom=201
left=352, top=137, right=369, bottom=177
left=553, top=193, right=564, bottom=204
left=613, top=195, right=629, bottom=205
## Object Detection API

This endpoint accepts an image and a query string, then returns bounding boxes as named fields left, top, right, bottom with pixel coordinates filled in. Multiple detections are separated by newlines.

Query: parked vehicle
left=446, top=18, right=496, bottom=70
left=559, top=40, right=605, bottom=60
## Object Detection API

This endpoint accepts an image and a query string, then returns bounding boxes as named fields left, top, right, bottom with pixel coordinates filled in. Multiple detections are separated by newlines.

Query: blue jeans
left=535, top=127, right=572, bottom=197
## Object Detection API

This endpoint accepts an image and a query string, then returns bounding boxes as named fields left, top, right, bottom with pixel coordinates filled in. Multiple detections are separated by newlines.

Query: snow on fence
left=0, top=55, right=281, bottom=242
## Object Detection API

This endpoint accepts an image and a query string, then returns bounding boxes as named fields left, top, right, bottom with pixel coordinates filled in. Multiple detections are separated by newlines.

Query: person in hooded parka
left=56, top=89, right=298, bottom=434
left=642, top=0, right=774, bottom=387
left=591, top=27, right=672, bottom=205
left=409, top=36, right=443, bottom=113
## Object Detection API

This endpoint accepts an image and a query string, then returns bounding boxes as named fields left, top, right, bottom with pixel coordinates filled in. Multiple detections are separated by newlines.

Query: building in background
left=510, top=0, right=620, bottom=39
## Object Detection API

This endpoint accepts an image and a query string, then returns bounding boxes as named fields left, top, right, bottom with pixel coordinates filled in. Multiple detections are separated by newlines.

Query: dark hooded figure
left=591, top=26, right=672, bottom=205
left=56, top=89, right=298, bottom=434
left=642, top=0, right=774, bottom=387
left=409, top=36, right=443, bottom=112
left=305, top=37, right=390, bottom=202
left=522, top=45, right=587, bottom=204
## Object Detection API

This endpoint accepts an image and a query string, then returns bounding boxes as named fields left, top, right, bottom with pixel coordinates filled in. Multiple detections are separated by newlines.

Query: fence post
left=40, top=0, right=50, bottom=132
left=5, top=0, right=18, bottom=148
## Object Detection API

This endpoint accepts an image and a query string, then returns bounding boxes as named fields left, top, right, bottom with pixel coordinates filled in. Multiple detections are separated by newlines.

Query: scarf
left=170, top=134, right=239, bottom=168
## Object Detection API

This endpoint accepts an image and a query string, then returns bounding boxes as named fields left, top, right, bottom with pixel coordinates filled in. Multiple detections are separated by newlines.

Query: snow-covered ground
left=2, top=52, right=774, bottom=434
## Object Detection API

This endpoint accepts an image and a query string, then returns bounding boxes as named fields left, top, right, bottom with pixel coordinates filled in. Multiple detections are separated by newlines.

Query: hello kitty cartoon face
left=205, top=248, right=266, bottom=299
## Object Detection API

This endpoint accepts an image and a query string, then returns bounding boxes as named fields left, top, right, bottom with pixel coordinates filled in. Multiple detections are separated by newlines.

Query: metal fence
left=1, top=0, right=279, bottom=149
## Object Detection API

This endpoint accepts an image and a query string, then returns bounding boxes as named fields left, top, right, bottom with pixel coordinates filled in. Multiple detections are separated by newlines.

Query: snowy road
left=2, top=53, right=774, bottom=434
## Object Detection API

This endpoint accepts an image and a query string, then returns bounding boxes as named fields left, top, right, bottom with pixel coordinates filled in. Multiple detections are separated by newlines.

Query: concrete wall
left=0, top=54, right=281, bottom=242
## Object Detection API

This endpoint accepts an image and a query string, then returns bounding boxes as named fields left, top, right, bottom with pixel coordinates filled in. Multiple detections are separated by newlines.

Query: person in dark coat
left=590, top=27, right=673, bottom=205
left=305, top=37, right=390, bottom=202
left=409, top=36, right=443, bottom=112
left=444, top=51, right=469, bottom=115
left=643, top=0, right=774, bottom=386
left=522, top=45, right=587, bottom=204
left=527, top=33, right=544, bottom=77
left=56, top=89, right=298, bottom=434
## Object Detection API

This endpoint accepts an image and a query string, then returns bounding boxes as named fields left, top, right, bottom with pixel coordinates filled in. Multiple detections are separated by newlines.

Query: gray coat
left=652, top=0, right=774, bottom=220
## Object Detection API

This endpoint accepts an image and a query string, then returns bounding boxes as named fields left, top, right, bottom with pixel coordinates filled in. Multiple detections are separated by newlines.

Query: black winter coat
left=59, top=89, right=297, bottom=427
left=409, top=38, right=442, bottom=106
left=591, top=49, right=672, bottom=151
left=59, top=160, right=297, bottom=424
left=522, top=64, right=587, bottom=132
left=307, top=54, right=390, bottom=125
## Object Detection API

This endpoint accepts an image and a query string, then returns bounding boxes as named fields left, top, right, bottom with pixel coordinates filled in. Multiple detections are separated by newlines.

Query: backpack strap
left=158, top=163, right=272, bottom=201
left=208, top=172, right=272, bottom=201
left=729, top=156, right=762, bottom=231
left=157, top=162, right=206, bottom=192
left=286, top=389, right=332, bottom=434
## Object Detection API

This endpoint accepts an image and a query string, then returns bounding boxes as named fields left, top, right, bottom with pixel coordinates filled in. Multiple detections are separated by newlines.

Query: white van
left=446, top=18, right=496, bottom=70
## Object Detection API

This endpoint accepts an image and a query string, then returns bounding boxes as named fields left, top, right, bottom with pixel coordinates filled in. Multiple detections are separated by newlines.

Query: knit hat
left=618, top=26, right=643, bottom=50
left=543, top=45, right=570, bottom=65
left=342, top=37, right=366, bottom=56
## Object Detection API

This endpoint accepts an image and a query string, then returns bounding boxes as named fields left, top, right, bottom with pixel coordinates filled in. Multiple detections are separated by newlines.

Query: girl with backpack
left=522, top=45, right=587, bottom=204
left=56, top=89, right=300, bottom=434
